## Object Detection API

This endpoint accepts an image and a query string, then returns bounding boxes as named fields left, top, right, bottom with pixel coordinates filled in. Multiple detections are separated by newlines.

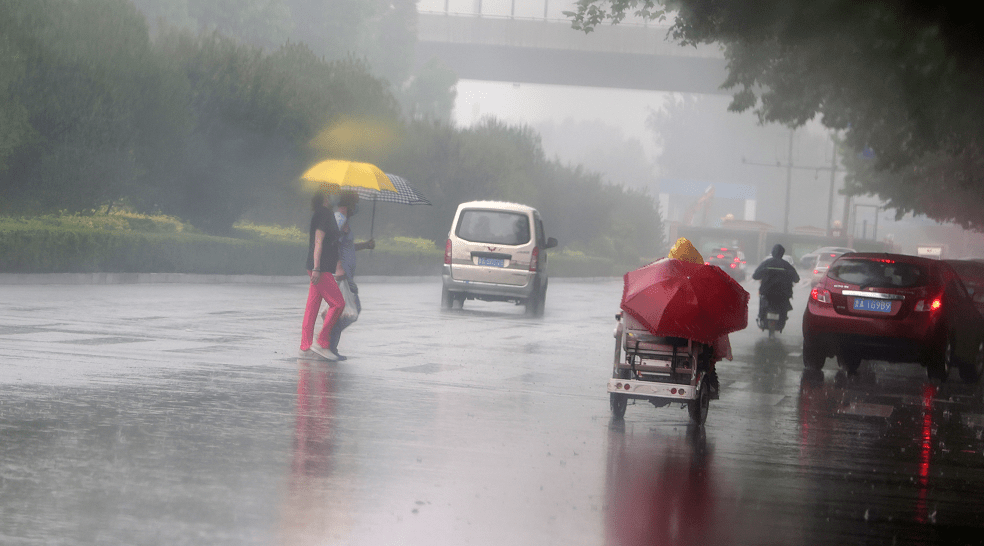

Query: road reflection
left=752, top=337, right=788, bottom=369
left=794, top=364, right=984, bottom=539
left=279, top=360, right=351, bottom=545
left=915, top=382, right=935, bottom=525
left=604, top=422, right=735, bottom=546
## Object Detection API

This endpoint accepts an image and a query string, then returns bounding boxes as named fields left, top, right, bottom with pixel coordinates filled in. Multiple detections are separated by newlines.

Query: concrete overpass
left=416, top=11, right=729, bottom=94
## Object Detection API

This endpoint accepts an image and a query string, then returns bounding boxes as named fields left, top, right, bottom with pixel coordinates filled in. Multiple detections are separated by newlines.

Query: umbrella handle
left=370, top=198, right=376, bottom=239
left=369, top=198, right=376, bottom=257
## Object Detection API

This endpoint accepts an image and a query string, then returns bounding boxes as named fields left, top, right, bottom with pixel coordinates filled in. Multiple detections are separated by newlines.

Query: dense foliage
left=567, top=0, right=984, bottom=229
left=0, top=0, right=666, bottom=271
left=377, top=118, right=665, bottom=263
left=0, top=0, right=398, bottom=233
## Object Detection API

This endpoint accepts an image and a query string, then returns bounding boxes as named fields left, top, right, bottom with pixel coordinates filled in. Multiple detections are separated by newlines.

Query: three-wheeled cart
left=608, top=312, right=714, bottom=425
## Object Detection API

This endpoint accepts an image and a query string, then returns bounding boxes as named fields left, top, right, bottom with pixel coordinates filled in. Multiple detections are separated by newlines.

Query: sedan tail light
left=811, top=287, right=831, bottom=303
left=444, top=239, right=452, bottom=265
left=914, top=297, right=943, bottom=312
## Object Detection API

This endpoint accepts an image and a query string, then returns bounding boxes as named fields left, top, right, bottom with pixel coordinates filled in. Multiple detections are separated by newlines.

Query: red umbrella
left=621, top=258, right=750, bottom=344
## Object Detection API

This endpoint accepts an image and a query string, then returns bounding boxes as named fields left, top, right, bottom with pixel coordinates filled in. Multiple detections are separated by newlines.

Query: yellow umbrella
left=301, top=160, right=397, bottom=193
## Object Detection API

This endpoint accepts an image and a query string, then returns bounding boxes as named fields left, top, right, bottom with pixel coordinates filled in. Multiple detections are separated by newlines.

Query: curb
left=0, top=273, right=622, bottom=285
left=0, top=273, right=443, bottom=285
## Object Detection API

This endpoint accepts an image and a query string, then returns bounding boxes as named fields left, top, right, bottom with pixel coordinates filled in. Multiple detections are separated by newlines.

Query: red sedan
left=802, top=253, right=984, bottom=382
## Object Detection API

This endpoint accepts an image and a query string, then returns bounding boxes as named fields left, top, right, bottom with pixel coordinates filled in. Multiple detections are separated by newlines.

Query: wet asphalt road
left=2, top=277, right=984, bottom=545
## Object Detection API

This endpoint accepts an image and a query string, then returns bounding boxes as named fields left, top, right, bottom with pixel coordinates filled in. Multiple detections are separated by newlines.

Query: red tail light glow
left=444, top=239, right=452, bottom=265
left=730, top=263, right=737, bottom=269
left=811, top=287, right=831, bottom=303
left=530, top=247, right=539, bottom=272
left=813, top=269, right=819, bottom=275
left=914, top=297, right=943, bottom=312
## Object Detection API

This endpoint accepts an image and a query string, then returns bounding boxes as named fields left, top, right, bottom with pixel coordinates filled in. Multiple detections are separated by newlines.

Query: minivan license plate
left=853, top=297, right=892, bottom=313
left=477, top=257, right=504, bottom=267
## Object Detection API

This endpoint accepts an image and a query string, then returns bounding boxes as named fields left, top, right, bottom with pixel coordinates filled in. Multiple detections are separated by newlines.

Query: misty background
left=3, top=0, right=980, bottom=273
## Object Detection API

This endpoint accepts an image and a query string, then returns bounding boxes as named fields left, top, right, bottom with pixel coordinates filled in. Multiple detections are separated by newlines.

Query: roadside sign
left=917, top=245, right=944, bottom=259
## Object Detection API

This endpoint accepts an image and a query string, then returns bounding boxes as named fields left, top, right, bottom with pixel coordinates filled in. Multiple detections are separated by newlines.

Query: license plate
left=853, top=297, right=892, bottom=313
left=766, top=313, right=780, bottom=320
left=476, top=257, right=504, bottom=267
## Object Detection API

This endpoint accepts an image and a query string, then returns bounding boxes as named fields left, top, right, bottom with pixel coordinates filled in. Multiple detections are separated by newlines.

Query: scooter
left=756, top=296, right=788, bottom=338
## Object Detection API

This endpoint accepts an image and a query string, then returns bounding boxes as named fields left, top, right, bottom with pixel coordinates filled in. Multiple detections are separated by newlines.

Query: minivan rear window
left=828, top=258, right=928, bottom=288
left=456, top=210, right=530, bottom=245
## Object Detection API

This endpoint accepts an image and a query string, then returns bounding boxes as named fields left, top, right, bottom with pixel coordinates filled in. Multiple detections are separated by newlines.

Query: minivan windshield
left=828, top=258, right=928, bottom=288
left=456, top=210, right=531, bottom=245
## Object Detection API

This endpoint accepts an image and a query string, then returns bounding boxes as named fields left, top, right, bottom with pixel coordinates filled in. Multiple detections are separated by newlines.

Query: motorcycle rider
left=752, top=244, right=800, bottom=331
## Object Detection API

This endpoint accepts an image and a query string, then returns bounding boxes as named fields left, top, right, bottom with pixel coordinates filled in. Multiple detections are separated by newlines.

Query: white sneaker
left=309, top=343, right=339, bottom=362
left=298, top=348, right=324, bottom=359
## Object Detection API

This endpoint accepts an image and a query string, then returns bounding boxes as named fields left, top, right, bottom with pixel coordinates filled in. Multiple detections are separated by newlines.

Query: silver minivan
left=442, top=201, right=557, bottom=315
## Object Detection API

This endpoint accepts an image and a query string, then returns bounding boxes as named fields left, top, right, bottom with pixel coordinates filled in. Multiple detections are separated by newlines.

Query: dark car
left=802, top=253, right=984, bottom=382
left=944, top=259, right=984, bottom=316
left=706, top=246, right=747, bottom=281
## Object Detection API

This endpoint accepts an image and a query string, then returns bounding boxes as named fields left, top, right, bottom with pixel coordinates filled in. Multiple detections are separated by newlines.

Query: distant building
left=658, top=179, right=756, bottom=229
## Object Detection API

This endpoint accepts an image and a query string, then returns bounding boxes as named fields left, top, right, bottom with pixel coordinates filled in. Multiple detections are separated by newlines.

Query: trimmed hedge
left=0, top=217, right=638, bottom=276
left=0, top=227, right=306, bottom=274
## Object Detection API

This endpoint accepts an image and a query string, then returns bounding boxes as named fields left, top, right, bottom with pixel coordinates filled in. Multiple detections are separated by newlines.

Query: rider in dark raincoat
left=752, top=244, right=800, bottom=331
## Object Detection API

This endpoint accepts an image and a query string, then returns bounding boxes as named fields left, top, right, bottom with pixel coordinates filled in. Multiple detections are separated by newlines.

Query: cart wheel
left=688, top=377, right=710, bottom=426
left=610, top=393, right=627, bottom=419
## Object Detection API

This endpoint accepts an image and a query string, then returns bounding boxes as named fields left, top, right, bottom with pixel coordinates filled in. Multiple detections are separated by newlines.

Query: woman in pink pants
left=299, top=190, right=345, bottom=361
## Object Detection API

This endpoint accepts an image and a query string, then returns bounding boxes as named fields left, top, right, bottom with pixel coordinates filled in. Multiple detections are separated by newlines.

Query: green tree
left=0, top=0, right=39, bottom=173
left=149, top=31, right=398, bottom=232
left=400, top=57, right=458, bottom=123
left=282, top=0, right=416, bottom=84
left=380, top=117, right=665, bottom=264
left=0, top=0, right=185, bottom=214
left=566, top=0, right=984, bottom=229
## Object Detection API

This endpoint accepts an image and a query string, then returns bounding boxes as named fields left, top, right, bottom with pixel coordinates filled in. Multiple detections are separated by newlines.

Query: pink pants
left=300, top=271, right=345, bottom=351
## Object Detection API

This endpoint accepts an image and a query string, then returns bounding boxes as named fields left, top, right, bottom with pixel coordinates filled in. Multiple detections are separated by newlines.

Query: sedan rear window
left=456, top=210, right=530, bottom=245
left=828, top=259, right=928, bottom=288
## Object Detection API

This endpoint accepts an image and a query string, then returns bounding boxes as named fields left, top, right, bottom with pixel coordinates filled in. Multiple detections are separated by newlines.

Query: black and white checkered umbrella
left=354, top=174, right=431, bottom=205
left=353, top=174, right=431, bottom=238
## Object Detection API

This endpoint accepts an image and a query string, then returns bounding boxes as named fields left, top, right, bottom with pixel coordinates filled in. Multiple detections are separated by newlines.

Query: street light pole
left=784, top=130, right=793, bottom=234
left=742, top=131, right=845, bottom=236
left=851, top=203, right=880, bottom=242
left=826, top=141, right=837, bottom=236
